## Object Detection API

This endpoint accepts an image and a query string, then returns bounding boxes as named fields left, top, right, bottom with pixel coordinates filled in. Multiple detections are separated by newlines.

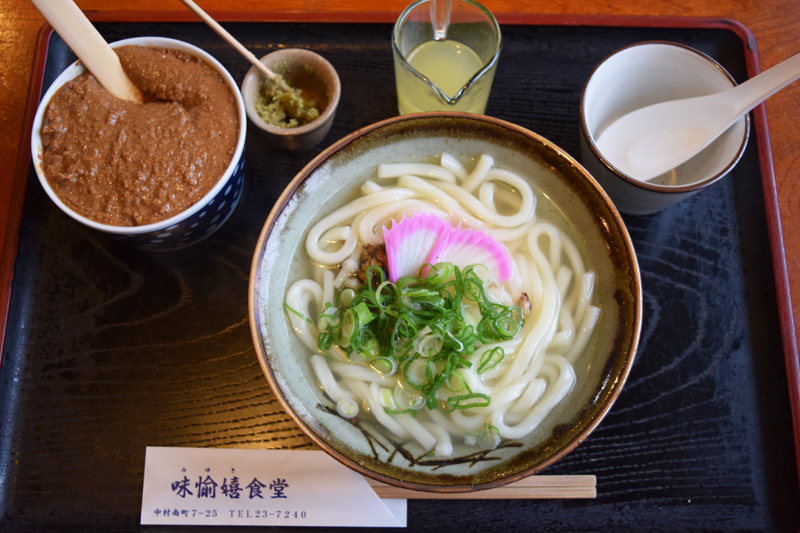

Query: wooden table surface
left=2, top=0, right=799, bottom=389
left=1, top=2, right=800, bottom=529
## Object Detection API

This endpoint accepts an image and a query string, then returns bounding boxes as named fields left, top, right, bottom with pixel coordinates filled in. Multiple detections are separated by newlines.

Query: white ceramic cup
left=580, top=41, right=750, bottom=215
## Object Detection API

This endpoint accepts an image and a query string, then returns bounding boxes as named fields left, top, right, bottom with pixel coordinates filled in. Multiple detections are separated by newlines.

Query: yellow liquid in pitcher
left=396, top=39, right=494, bottom=115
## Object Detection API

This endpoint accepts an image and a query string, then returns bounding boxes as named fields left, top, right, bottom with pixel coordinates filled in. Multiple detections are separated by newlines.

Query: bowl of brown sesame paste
left=31, top=37, right=247, bottom=251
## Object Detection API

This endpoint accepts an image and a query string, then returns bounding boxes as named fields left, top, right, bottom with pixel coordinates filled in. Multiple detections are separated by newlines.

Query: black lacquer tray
left=1, top=15, right=799, bottom=532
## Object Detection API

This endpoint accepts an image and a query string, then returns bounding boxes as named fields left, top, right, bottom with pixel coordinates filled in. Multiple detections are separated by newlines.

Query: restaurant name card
left=141, top=447, right=406, bottom=527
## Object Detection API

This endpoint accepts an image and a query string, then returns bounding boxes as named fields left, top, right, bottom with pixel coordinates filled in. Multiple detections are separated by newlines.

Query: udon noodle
left=284, top=153, right=600, bottom=456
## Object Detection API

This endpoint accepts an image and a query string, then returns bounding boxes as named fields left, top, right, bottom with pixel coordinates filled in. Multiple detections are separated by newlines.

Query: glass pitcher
left=392, top=0, right=502, bottom=115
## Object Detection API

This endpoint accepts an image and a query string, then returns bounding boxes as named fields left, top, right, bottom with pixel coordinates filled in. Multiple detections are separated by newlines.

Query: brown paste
left=40, top=45, right=239, bottom=227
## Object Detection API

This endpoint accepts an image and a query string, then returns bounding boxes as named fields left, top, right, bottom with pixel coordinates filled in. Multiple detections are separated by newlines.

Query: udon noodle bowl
left=284, top=153, right=599, bottom=456
left=251, top=115, right=640, bottom=488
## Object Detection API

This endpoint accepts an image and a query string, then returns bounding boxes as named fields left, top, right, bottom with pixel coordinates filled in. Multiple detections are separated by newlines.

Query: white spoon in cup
left=595, top=51, right=800, bottom=182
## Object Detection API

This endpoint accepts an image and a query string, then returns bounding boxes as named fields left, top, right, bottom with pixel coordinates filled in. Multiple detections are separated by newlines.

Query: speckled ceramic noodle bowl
left=249, top=113, right=642, bottom=492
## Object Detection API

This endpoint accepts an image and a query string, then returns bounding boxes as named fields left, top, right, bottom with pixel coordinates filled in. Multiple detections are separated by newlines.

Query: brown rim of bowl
left=248, top=112, right=642, bottom=493
left=245, top=49, right=341, bottom=136
left=579, top=40, right=751, bottom=193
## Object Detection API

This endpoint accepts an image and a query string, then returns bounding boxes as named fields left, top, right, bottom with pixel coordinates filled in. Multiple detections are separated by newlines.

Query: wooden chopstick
left=366, top=475, right=596, bottom=499
left=29, top=0, right=144, bottom=103
left=178, top=0, right=291, bottom=90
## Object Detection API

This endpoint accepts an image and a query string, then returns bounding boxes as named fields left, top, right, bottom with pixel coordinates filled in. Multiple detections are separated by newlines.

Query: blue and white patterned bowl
left=30, top=37, right=247, bottom=251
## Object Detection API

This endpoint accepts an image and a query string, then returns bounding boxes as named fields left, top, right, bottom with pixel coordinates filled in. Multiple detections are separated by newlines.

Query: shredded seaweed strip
left=318, top=262, right=524, bottom=412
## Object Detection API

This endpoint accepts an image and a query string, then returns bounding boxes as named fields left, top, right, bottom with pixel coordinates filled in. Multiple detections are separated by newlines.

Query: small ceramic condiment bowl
left=241, top=48, right=341, bottom=152
left=31, top=36, right=247, bottom=251
left=249, top=113, right=642, bottom=492
left=580, top=41, right=750, bottom=215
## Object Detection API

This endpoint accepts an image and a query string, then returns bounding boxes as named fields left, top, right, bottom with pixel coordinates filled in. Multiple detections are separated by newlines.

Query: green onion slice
left=284, top=303, right=311, bottom=324
left=477, top=347, right=505, bottom=374
left=339, top=308, right=357, bottom=348
left=336, top=398, right=359, bottom=418
left=446, top=392, right=491, bottom=411
left=478, top=423, right=501, bottom=450
left=353, top=301, right=376, bottom=326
